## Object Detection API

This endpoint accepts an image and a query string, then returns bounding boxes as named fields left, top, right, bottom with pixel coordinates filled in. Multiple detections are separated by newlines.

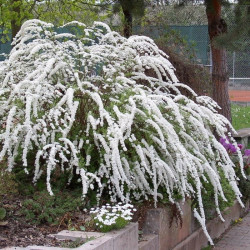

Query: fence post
left=232, top=51, right=236, bottom=85
left=209, top=45, right=212, bottom=74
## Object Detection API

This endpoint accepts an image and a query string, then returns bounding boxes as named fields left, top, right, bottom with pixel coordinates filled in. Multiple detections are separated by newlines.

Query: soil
left=0, top=219, right=62, bottom=249
left=0, top=196, right=63, bottom=249
left=0, top=195, right=153, bottom=249
left=0, top=195, right=92, bottom=249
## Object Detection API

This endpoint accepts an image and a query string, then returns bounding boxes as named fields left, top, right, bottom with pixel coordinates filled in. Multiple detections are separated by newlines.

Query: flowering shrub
left=220, top=137, right=250, bottom=204
left=220, top=137, right=250, bottom=174
left=243, top=149, right=250, bottom=175
left=0, top=19, right=245, bottom=244
left=90, top=203, right=135, bottom=232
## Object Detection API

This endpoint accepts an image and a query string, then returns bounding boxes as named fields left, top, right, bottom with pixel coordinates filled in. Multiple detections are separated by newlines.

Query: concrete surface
left=5, top=223, right=138, bottom=250
left=142, top=200, right=193, bottom=250
left=48, top=230, right=105, bottom=242
left=172, top=201, right=249, bottom=250
left=139, top=234, right=159, bottom=250
left=214, top=212, right=250, bottom=250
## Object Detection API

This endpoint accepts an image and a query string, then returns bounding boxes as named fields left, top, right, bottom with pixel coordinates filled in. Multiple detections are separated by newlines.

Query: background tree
left=214, top=0, right=250, bottom=51
left=205, top=0, right=231, bottom=121
left=0, top=0, right=146, bottom=40
left=143, top=0, right=246, bottom=121
left=114, top=0, right=146, bottom=38
left=0, top=0, right=33, bottom=41
left=1, top=0, right=248, bottom=122
left=0, top=0, right=109, bottom=41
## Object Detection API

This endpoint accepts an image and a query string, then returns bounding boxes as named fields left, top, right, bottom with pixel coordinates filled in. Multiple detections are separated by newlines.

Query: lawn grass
left=231, top=104, right=250, bottom=131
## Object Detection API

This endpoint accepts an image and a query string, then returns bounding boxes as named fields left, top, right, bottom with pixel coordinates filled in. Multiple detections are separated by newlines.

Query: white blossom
left=0, top=19, right=244, bottom=244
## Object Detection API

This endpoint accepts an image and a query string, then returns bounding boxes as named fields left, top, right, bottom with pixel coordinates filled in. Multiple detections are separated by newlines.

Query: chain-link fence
left=135, top=4, right=250, bottom=87
left=223, top=5, right=250, bottom=87
left=227, top=50, right=250, bottom=87
left=133, top=24, right=210, bottom=65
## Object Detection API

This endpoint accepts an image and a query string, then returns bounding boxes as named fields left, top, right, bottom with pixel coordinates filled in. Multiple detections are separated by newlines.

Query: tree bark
left=205, top=0, right=231, bottom=122
left=122, top=9, right=133, bottom=38
left=10, top=0, right=21, bottom=41
left=11, top=19, right=21, bottom=41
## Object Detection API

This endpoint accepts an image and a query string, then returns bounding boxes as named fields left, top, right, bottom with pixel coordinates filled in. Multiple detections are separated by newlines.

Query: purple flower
left=219, top=137, right=240, bottom=154
left=228, top=144, right=237, bottom=154
left=244, top=149, right=250, bottom=157
left=220, top=137, right=227, bottom=145
left=224, top=143, right=230, bottom=151
left=220, top=137, right=229, bottom=149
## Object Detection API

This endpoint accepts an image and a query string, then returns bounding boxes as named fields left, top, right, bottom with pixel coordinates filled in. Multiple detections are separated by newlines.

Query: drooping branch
left=0, top=19, right=244, bottom=245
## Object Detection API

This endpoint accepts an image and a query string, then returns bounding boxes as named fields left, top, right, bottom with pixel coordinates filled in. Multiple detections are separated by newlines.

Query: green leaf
left=0, top=208, right=6, bottom=221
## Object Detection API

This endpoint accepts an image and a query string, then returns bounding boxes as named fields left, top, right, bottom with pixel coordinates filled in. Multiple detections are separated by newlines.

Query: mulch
left=0, top=219, right=62, bottom=249
left=0, top=196, right=64, bottom=249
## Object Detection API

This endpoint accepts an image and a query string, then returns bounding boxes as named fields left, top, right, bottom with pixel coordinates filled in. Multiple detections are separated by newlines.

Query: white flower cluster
left=0, top=20, right=245, bottom=244
left=90, top=203, right=135, bottom=228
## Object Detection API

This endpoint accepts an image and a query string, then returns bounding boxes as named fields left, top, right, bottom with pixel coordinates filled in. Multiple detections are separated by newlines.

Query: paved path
left=214, top=212, right=250, bottom=250
left=229, top=90, right=250, bottom=102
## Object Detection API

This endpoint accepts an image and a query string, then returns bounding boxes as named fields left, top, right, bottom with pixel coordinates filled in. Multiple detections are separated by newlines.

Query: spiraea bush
left=0, top=19, right=245, bottom=244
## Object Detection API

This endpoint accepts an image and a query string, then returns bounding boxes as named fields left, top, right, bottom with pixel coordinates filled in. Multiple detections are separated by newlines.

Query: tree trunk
left=122, top=9, right=133, bottom=38
left=11, top=20, right=21, bottom=41
left=10, top=0, right=21, bottom=41
left=211, top=47, right=231, bottom=121
left=205, top=0, right=231, bottom=122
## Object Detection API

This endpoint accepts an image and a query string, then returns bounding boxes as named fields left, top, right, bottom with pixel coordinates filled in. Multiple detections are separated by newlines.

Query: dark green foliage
left=0, top=207, right=6, bottom=220
left=192, top=171, right=235, bottom=220
left=117, top=0, right=145, bottom=17
left=234, top=160, right=250, bottom=203
left=0, top=161, right=18, bottom=198
left=238, top=177, right=250, bottom=203
left=85, top=189, right=98, bottom=209
left=215, top=3, right=250, bottom=51
left=201, top=246, right=212, bottom=250
left=21, top=189, right=83, bottom=225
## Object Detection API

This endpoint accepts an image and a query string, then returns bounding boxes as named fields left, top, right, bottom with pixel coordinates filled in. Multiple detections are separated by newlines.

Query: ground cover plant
left=21, top=189, right=84, bottom=225
left=90, top=203, right=136, bottom=232
left=0, top=19, right=246, bottom=245
left=231, top=104, right=250, bottom=131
